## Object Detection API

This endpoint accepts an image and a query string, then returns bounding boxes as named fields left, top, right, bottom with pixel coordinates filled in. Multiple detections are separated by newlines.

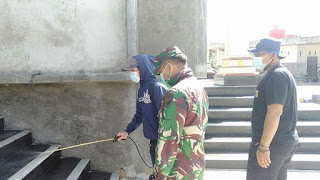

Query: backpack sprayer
left=44, top=135, right=153, bottom=169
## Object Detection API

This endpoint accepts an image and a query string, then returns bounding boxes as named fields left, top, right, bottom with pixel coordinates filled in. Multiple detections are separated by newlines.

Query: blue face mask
left=252, top=57, right=265, bottom=71
left=252, top=54, right=272, bottom=71
left=130, top=72, right=140, bottom=83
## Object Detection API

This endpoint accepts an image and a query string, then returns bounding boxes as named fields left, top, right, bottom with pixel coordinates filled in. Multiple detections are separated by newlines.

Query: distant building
left=209, top=42, right=225, bottom=66
left=249, top=36, right=320, bottom=79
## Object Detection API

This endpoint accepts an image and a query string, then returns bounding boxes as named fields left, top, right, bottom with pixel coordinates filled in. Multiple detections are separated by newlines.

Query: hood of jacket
left=134, top=54, right=157, bottom=85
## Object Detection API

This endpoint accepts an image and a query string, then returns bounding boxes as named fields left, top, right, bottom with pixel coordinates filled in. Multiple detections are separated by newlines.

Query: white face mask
left=129, top=72, right=140, bottom=83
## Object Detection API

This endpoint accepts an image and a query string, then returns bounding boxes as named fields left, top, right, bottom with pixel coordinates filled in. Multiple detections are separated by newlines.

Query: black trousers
left=246, top=140, right=298, bottom=180
left=149, top=140, right=157, bottom=167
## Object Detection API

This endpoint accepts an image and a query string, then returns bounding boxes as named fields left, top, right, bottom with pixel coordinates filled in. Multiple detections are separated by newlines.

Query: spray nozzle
left=113, top=135, right=126, bottom=142
left=113, top=135, right=119, bottom=142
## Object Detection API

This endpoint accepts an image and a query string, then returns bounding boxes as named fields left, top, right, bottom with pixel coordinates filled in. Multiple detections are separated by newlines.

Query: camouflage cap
left=153, top=46, right=184, bottom=75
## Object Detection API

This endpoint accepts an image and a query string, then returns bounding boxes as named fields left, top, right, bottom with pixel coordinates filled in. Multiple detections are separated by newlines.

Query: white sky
left=207, top=0, right=320, bottom=43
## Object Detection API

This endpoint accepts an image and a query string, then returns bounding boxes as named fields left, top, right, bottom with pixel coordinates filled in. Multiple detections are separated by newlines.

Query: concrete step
left=86, top=171, right=112, bottom=180
left=206, top=153, right=320, bottom=170
left=205, top=137, right=320, bottom=153
left=38, top=158, right=90, bottom=180
left=209, top=96, right=254, bottom=107
left=206, top=121, right=320, bottom=136
left=67, top=159, right=90, bottom=180
left=0, top=116, right=3, bottom=132
left=209, top=118, right=320, bottom=122
left=204, top=169, right=320, bottom=180
left=3, top=144, right=60, bottom=180
left=209, top=108, right=252, bottom=119
left=208, top=108, right=320, bottom=120
left=0, top=130, right=32, bottom=163
left=0, top=130, right=21, bottom=141
left=205, top=86, right=256, bottom=97
left=206, top=121, right=251, bottom=136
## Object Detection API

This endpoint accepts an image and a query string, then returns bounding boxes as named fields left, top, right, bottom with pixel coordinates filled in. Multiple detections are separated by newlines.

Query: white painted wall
left=280, top=45, right=298, bottom=63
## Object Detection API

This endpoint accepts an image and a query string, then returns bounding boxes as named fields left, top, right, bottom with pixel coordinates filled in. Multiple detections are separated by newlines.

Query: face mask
left=159, top=64, right=172, bottom=89
left=252, top=54, right=272, bottom=71
left=130, top=72, right=140, bottom=83
left=160, top=74, right=171, bottom=89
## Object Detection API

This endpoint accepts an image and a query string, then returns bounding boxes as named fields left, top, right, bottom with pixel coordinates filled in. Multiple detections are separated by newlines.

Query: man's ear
left=167, top=62, right=174, bottom=70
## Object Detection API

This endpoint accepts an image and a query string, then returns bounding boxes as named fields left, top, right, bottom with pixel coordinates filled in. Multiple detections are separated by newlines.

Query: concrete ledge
left=0, top=72, right=132, bottom=84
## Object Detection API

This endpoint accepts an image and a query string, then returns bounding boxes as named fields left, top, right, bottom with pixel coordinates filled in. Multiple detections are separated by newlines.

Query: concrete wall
left=137, top=0, right=208, bottom=77
left=0, top=83, right=151, bottom=173
left=0, top=0, right=127, bottom=75
left=0, top=0, right=153, bottom=174
left=0, top=0, right=208, bottom=174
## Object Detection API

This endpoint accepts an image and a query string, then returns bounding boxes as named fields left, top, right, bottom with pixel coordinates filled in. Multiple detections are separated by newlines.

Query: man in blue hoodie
left=117, top=54, right=168, bottom=167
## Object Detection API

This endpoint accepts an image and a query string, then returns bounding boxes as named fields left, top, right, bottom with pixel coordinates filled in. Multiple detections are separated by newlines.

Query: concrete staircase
left=204, top=86, right=320, bottom=171
left=0, top=116, right=111, bottom=180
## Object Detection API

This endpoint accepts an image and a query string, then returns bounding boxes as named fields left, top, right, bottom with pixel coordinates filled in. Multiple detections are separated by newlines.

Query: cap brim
left=121, top=67, right=133, bottom=71
left=248, top=48, right=259, bottom=53
left=279, top=55, right=286, bottom=59
left=121, top=57, right=138, bottom=71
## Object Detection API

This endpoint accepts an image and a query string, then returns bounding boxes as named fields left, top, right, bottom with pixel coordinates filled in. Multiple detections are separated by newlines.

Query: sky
left=207, top=0, right=320, bottom=43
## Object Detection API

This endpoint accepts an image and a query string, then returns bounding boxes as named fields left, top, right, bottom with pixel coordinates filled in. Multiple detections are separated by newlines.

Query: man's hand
left=256, top=145, right=271, bottom=168
left=257, top=104, right=282, bottom=169
left=116, top=131, right=128, bottom=142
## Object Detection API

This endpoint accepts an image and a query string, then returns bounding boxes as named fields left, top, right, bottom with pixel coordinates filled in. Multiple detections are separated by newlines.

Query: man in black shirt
left=246, top=39, right=299, bottom=180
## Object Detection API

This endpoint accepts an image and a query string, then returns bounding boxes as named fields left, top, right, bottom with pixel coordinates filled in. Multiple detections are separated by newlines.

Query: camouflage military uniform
left=155, top=68, right=209, bottom=180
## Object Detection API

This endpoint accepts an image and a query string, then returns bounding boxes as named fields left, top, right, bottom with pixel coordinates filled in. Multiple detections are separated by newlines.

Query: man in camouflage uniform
left=153, top=46, right=209, bottom=180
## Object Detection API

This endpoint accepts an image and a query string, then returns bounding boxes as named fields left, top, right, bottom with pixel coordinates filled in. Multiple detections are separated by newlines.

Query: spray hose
left=44, top=135, right=153, bottom=169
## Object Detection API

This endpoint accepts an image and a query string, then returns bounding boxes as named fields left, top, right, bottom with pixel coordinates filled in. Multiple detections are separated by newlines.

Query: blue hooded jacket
left=125, top=54, right=168, bottom=140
